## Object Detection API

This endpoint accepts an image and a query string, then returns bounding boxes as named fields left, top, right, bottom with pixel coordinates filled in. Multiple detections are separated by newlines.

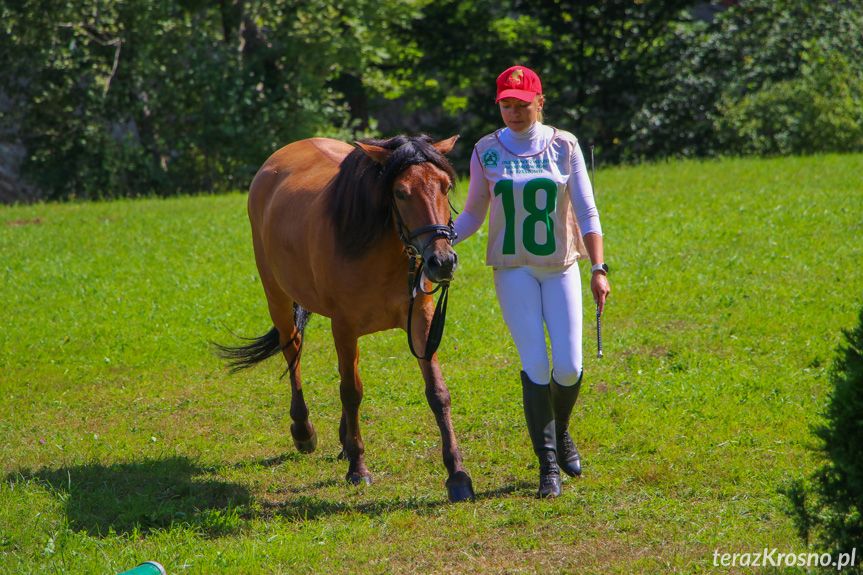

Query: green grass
left=2, top=153, right=862, bottom=574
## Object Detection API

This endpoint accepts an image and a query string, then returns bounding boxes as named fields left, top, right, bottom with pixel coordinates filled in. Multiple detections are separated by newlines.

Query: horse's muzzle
left=424, top=246, right=458, bottom=283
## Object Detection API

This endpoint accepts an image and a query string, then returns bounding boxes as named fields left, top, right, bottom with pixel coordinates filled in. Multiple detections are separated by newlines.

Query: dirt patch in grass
left=4, top=217, right=43, bottom=226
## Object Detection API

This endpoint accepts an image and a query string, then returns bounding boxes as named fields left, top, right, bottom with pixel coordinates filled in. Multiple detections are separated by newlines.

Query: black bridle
left=392, top=198, right=459, bottom=361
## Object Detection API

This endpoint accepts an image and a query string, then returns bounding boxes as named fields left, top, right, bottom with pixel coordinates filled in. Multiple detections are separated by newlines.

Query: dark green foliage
left=2, top=0, right=863, bottom=200
left=628, top=0, right=863, bottom=161
left=395, top=0, right=863, bottom=166
left=785, top=302, right=863, bottom=569
left=385, top=0, right=694, bottom=168
left=0, top=0, right=417, bottom=200
left=716, top=49, right=863, bottom=156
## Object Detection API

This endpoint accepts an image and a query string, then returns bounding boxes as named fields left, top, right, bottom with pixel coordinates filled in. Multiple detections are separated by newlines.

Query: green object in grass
left=118, top=561, right=166, bottom=575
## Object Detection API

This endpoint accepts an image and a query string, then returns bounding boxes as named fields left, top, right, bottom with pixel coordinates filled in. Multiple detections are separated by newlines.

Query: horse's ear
left=433, top=135, right=459, bottom=155
left=355, top=142, right=393, bottom=164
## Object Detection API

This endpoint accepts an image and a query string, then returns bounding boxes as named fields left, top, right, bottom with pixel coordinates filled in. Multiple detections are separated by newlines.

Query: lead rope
left=405, top=251, right=450, bottom=361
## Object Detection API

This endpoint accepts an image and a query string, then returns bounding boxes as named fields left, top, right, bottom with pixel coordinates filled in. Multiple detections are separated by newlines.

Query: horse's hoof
left=446, top=471, right=475, bottom=503
left=346, top=473, right=372, bottom=486
left=447, top=482, right=475, bottom=503
left=291, top=425, right=318, bottom=454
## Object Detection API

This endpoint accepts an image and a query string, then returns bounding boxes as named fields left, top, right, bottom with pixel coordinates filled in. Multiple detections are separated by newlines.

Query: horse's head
left=357, top=136, right=460, bottom=284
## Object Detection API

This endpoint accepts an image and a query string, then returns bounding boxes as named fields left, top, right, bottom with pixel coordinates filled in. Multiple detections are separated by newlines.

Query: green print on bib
left=482, top=150, right=499, bottom=168
left=493, top=178, right=557, bottom=256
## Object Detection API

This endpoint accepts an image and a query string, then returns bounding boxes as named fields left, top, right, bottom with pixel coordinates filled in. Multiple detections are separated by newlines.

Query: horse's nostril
left=425, top=252, right=457, bottom=281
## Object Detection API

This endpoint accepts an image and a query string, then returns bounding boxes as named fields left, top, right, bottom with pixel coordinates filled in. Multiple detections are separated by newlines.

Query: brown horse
left=216, top=134, right=475, bottom=502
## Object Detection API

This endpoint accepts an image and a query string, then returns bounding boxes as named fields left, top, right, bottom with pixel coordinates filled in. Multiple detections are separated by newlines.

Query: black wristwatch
left=591, top=263, right=609, bottom=275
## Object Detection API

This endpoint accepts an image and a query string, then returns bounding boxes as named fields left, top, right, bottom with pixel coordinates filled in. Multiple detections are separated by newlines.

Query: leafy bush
left=716, top=50, right=863, bottom=156
left=628, top=0, right=863, bottom=161
left=785, top=302, right=863, bottom=568
left=0, top=0, right=416, bottom=201
left=4, top=0, right=863, bottom=200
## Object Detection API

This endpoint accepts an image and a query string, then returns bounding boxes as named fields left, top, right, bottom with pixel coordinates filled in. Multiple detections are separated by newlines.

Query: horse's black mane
left=326, top=134, right=456, bottom=259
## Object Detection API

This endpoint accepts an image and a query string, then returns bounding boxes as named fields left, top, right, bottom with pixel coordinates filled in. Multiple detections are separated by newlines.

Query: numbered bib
left=476, top=129, right=587, bottom=267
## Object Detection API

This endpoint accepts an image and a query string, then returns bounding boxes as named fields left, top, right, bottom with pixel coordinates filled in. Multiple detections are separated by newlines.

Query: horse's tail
left=214, top=303, right=312, bottom=374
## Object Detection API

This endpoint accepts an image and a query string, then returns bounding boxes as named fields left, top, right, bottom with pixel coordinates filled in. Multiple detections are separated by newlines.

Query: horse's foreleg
left=332, top=323, right=371, bottom=485
left=282, top=327, right=317, bottom=454
left=419, top=357, right=475, bottom=502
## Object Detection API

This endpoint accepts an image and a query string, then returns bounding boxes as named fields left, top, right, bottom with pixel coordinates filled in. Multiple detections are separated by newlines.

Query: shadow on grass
left=256, top=475, right=535, bottom=522
left=7, top=456, right=250, bottom=538
left=8, top=454, right=534, bottom=537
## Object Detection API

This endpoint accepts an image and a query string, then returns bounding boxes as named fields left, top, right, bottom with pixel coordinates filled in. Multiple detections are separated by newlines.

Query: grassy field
left=2, top=152, right=862, bottom=574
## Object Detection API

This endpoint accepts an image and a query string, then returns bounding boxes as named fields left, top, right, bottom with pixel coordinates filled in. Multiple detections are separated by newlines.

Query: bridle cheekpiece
left=390, top=186, right=459, bottom=361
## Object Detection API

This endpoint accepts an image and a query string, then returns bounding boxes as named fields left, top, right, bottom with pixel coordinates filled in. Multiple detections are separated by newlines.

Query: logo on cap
left=506, top=69, right=524, bottom=87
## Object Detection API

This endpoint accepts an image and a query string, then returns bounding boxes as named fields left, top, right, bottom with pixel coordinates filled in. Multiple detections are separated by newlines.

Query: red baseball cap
left=495, top=66, right=542, bottom=103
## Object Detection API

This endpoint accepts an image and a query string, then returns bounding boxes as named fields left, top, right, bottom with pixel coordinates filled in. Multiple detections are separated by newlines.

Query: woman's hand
left=583, top=232, right=610, bottom=314
left=591, top=272, right=610, bottom=315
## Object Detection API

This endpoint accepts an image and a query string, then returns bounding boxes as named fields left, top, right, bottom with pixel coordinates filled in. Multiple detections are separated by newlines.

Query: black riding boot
left=521, top=371, right=561, bottom=498
left=551, top=373, right=583, bottom=477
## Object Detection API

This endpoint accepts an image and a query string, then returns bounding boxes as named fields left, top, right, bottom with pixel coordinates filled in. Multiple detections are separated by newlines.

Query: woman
left=453, top=65, right=610, bottom=498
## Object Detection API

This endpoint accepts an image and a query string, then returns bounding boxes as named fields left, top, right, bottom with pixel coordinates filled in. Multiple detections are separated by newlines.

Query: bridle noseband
left=391, top=196, right=459, bottom=361
left=392, top=205, right=457, bottom=290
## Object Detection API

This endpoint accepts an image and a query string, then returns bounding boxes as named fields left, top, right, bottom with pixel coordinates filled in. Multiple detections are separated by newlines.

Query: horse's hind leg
left=279, top=303, right=317, bottom=454
left=332, top=321, right=372, bottom=485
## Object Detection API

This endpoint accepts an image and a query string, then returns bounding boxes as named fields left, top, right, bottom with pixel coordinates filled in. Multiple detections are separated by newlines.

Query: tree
left=4, top=0, right=861, bottom=200
left=0, top=0, right=425, bottom=200
left=784, top=301, right=863, bottom=572
left=628, top=0, right=863, bottom=160
left=715, top=48, right=863, bottom=156
left=383, top=0, right=694, bottom=169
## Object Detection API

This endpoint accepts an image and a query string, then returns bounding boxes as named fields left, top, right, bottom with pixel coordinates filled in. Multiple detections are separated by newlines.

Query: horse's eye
left=445, top=184, right=453, bottom=196
left=394, top=188, right=408, bottom=201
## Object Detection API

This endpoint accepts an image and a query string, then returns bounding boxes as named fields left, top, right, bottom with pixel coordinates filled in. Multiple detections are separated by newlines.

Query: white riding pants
left=493, top=264, right=584, bottom=387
